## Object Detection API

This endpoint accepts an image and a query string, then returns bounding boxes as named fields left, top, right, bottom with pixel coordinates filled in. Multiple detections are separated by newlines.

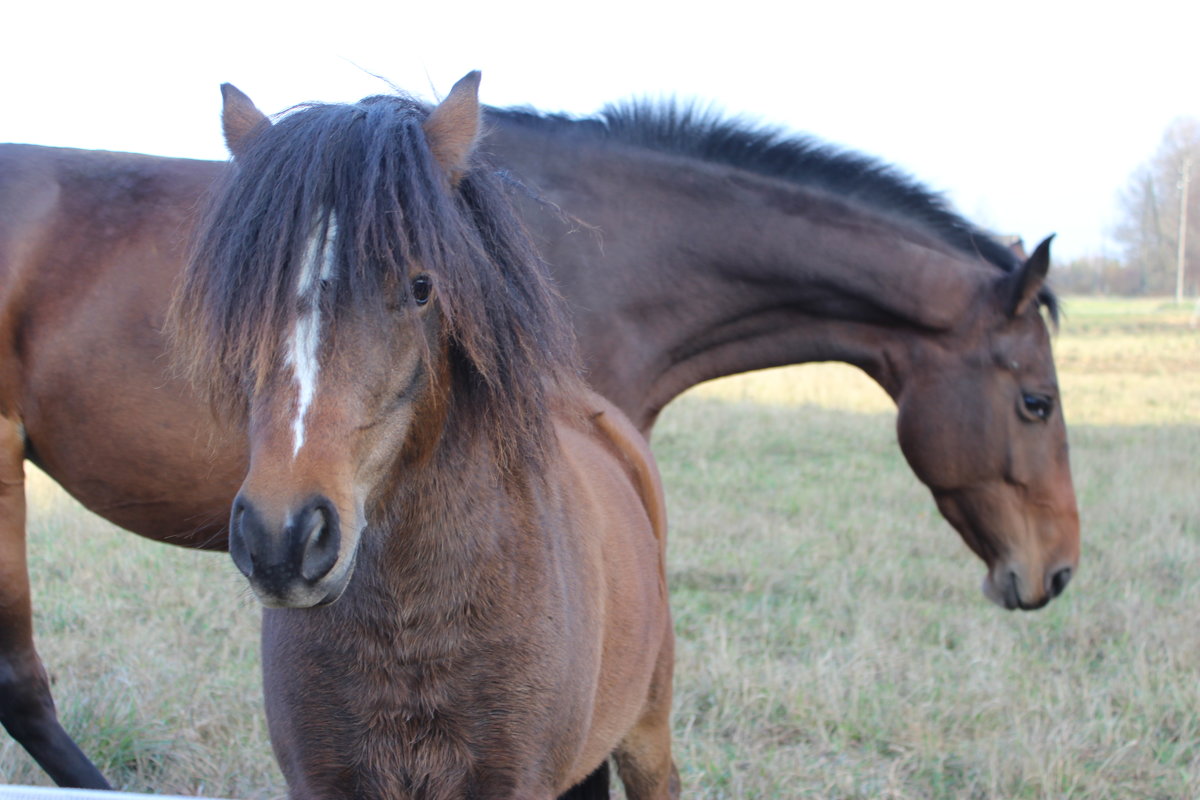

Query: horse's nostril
left=1005, top=570, right=1021, bottom=610
left=1048, top=566, right=1073, bottom=598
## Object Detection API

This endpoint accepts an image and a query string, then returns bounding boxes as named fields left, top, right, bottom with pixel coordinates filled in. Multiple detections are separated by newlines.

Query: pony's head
left=170, top=74, right=579, bottom=607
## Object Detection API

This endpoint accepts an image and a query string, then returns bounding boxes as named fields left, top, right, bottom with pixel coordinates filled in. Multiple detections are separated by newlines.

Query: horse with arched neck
left=171, top=72, right=678, bottom=800
left=0, top=77, right=1077, bottom=789
left=475, top=101, right=1077, bottom=611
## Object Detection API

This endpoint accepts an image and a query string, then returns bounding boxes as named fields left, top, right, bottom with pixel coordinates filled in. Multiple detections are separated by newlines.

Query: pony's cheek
left=353, top=413, right=417, bottom=497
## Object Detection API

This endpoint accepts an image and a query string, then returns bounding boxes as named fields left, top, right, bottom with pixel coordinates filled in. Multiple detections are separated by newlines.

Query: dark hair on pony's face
left=170, top=93, right=582, bottom=474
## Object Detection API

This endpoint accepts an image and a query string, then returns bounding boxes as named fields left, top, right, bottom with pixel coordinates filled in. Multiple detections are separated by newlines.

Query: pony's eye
left=1020, top=392, right=1054, bottom=422
left=411, top=275, right=433, bottom=306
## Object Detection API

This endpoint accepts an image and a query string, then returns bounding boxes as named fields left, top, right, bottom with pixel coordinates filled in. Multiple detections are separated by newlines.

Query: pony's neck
left=348, top=417, right=528, bottom=655
left=488, top=121, right=993, bottom=430
left=262, top=436, right=540, bottom=797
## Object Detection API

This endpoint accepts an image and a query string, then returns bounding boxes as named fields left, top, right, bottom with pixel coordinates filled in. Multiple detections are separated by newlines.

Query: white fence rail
left=0, top=788, right=232, bottom=800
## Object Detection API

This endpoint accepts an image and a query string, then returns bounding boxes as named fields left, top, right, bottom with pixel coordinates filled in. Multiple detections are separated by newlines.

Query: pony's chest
left=337, top=653, right=575, bottom=798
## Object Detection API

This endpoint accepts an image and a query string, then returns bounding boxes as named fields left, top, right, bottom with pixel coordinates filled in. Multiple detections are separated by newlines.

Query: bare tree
left=1113, top=118, right=1200, bottom=297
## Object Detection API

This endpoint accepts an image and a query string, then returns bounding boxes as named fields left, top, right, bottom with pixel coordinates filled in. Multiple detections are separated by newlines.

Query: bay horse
left=170, top=72, right=677, bottom=800
left=0, top=81, right=1078, bottom=788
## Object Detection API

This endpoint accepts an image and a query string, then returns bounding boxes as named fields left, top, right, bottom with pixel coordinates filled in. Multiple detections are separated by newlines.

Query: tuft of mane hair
left=488, top=99, right=1058, bottom=321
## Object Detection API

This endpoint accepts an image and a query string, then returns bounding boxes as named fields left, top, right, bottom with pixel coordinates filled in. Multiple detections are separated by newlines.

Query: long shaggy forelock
left=169, top=93, right=582, bottom=472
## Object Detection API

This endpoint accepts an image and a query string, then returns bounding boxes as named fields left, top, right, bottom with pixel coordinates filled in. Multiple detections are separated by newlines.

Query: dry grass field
left=0, top=297, right=1196, bottom=798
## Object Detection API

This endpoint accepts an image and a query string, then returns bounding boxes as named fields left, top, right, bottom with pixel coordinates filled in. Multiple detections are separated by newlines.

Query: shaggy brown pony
left=170, top=73, right=678, bottom=800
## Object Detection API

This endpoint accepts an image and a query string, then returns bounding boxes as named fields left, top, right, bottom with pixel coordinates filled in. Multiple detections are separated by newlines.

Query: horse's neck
left=488, top=120, right=990, bottom=429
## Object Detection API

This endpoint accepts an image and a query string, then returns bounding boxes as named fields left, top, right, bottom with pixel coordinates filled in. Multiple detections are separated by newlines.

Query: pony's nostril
left=229, top=497, right=255, bottom=578
left=1048, top=566, right=1073, bottom=598
left=299, top=502, right=340, bottom=582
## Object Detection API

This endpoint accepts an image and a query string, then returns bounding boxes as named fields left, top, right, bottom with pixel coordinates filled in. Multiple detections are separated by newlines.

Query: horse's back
left=0, top=145, right=71, bottom=349
left=0, top=144, right=62, bottom=258
left=0, top=144, right=221, bottom=363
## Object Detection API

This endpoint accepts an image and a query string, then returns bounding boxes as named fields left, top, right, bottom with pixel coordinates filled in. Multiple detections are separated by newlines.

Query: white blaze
left=285, top=214, right=338, bottom=457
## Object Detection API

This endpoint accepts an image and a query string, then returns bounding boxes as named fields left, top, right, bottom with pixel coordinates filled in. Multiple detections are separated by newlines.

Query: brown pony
left=169, top=73, right=677, bottom=800
left=0, top=84, right=1078, bottom=788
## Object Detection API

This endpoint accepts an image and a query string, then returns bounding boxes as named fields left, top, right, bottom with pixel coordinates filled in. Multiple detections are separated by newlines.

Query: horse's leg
left=0, top=418, right=109, bottom=789
left=613, top=628, right=680, bottom=800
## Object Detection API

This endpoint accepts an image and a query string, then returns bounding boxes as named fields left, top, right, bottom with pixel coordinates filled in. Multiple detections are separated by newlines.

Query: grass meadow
left=0, top=297, right=1197, bottom=798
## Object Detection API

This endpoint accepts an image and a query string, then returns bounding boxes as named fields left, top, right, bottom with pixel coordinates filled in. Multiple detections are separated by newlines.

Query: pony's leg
left=556, top=760, right=610, bottom=799
left=0, top=418, right=109, bottom=789
left=613, top=628, right=680, bottom=800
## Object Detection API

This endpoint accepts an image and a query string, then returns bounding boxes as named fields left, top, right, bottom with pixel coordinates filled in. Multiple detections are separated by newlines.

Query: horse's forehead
left=987, top=312, right=1053, bottom=372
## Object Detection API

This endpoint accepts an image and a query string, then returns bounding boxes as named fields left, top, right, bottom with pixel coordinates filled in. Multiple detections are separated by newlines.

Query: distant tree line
left=1051, top=117, right=1199, bottom=297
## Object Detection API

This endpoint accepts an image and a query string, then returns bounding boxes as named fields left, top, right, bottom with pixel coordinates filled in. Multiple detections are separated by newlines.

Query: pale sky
left=6, top=1, right=1197, bottom=261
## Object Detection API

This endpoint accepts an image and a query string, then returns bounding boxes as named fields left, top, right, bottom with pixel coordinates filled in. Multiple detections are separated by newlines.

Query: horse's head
left=198, top=75, right=482, bottom=608
left=894, top=237, right=1079, bottom=610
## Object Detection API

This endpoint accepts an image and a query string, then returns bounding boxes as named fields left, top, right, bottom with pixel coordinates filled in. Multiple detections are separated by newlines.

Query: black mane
left=488, top=100, right=1057, bottom=316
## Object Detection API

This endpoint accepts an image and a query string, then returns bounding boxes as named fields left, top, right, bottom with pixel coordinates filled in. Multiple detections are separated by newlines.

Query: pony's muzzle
left=229, top=494, right=343, bottom=607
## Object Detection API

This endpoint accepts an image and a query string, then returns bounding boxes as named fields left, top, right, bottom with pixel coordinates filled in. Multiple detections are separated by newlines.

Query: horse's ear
left=423, top=71, right=482, bottom=185
left=1006, top=234, right=1053, bottom=317
left=221, top=83, right=270, bottom=159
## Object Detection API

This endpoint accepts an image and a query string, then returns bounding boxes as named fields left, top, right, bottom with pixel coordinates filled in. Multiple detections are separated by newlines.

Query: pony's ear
left=423, top=71, right=482, bottom=185
left=221, top=83, right=270, bottom=159
left=1006, top=235, right=1053, bottom=317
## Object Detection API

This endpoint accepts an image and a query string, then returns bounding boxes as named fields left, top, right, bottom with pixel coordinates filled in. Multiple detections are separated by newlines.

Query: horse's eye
left=411, top=275, right=432, bottom=306
left=1020, top=392, right=1054, bottom=422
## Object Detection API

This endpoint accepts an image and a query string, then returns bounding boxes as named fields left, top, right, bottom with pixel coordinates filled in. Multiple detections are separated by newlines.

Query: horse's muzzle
left=229, top=494, right=344, bottom=607
left=982, top=562, right=1074, bottom=611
